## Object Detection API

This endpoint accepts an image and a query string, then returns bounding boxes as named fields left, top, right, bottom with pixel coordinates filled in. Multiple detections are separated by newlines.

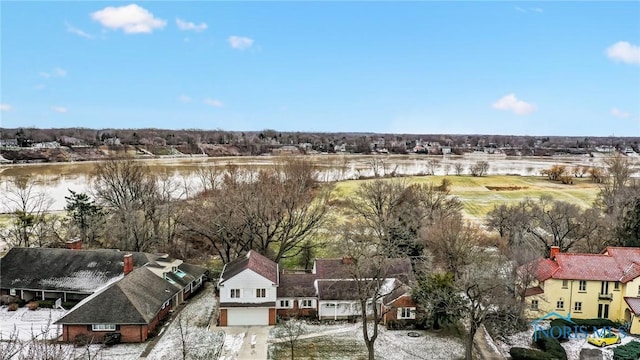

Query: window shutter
left=116, top=325, right=121, bottom=330
left=87, top=325, right=92, bottom=331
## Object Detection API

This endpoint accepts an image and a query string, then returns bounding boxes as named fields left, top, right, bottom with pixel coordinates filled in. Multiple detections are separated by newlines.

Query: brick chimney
left=342, top=256, right=354, bottom=265
left=550, top=246, right=560, bottom=259
left=65, top=238, right=82, bottom=250
left=123, top=254, right=134, bottom=275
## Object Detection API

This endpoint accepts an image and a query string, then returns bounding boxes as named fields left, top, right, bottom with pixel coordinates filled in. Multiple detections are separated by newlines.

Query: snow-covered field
left=268, top=322, right=465, bottom=360
left=0, top=307, right=66, bottom=341
left=219, top=332, right=245, bottom=360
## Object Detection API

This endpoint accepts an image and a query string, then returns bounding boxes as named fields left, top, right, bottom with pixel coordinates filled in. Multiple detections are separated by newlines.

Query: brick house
left=55, top=266, right=178, bottom=343
left=1, top=246, right=208, bottom=343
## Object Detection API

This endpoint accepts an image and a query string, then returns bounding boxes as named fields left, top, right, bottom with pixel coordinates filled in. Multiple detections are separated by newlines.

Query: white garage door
left=227, top=308, right=269, bottom=326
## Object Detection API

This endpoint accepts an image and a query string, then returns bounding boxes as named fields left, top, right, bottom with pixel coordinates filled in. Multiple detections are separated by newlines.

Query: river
left=0, top=153, right=623, bottom=212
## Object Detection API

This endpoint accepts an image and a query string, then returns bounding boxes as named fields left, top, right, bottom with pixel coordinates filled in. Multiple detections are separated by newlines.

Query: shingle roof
left=624, top=297, right=640, bottom=315
left=524, top=286, right=544, bottom=297
left=529, top=247, right=640, bottom=283
left=382, top=279, right=411, bottom=305
left=314, top=257, right=412, bottom=283
left=219, top=251, right=278, bottom=285
left=277, top=273, right=317, bottom=297
left=0, top=248, right=155, bottom=293
left=317, top=280, right=362, bottom=300
left=55, top=266, right=180, bottom=325
left=219, top=301, right=276, bottom=308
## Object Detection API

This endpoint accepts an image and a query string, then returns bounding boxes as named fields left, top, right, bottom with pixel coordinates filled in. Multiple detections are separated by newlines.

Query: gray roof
left=220, top=251, right=278, bottom=285
left=0, top=248, right=155, bottom=293
left=277, top=273, right=317, bottom=298
left=56, top=266, right=180, bottom=325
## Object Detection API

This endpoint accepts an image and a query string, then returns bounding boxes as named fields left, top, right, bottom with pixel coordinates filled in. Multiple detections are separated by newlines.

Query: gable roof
left=277, top=273, right=317, bottom=298
left=382, top=279, right=412, bottom=305
left=624, top=297, right=640, bottom=316
left=219, top=250, right=278, bottom=285
left=528, top=247, right=640, bottom=283
left=314, top=257, right=412, bottom=283
left=0, top=248, right=155, bottom=293
left=56, top=266, right=180, bottom=325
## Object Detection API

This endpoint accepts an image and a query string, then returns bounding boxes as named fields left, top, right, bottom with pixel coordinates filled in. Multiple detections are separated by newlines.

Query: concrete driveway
left=216, top=325, right=272, bottom=360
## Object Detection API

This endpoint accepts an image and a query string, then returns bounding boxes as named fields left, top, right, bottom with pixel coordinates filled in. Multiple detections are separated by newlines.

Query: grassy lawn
left=332, top=175, right=600, bottom=220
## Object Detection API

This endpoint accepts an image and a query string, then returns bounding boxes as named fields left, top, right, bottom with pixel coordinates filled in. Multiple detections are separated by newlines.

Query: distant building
left=0, top=139, right=18, bottom=148
left=31, top=141, right=60, bottom=149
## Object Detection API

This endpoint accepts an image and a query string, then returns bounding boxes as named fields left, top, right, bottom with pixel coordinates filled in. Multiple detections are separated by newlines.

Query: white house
left=217, top=251, right=279, bottom=326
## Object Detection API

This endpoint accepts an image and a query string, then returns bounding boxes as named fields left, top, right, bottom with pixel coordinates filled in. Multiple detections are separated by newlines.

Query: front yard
left=268, top=322, right=466, bottom=360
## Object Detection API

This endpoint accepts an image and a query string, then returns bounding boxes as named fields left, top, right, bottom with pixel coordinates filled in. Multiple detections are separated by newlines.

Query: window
left=574, top=302, right=582, bottom=312
left=279, top=300, right=290, bottom=308
left=9, top=289, right=16, bottom=296
left=562, top=280, right=568, bottom=289
left=637, top=285, right=640, bottom=297
left=614, top=282, right=620, bottom=291
left=300, top=299, right=314, bottom=308
left=531, top=300, right=539, bottom=310
left=92, top=324, right=116, bottom=331
left=256, top=288, right=266, bottom=298
left=397, top=307, right=416, bottom=320
left=579, top=281, right=587, bottom=292
left=230, top=289, right=240, bottom=298
left=325, top=303, right=336, bottom=307
left=600, top=281, right=609, bottom=295
left=556, top=299, right=564, bottom=310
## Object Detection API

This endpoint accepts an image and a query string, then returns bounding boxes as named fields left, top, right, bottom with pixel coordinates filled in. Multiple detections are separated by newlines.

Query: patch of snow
left=0, top=307, right=66, bottom=341
left=40, top=270, right=118, bottom=292
left=86, top=261, right=98, bottom=268
left=219, top=332, right=246, bottom=360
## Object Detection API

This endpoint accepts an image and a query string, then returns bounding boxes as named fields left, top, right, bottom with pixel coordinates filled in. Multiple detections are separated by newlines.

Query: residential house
left=55, top=265, right=179, bottom=343
left=1, top=245, right=208, bottom=343
left=219, top=252, right=416, bottom=326
left=217, top=251, right=279, bottom=326
left=521, top=246, right=640, bottom=335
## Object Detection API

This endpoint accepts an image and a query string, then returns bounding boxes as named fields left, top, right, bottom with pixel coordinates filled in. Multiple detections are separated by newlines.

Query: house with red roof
left=521, top=246, right=640, bottom=335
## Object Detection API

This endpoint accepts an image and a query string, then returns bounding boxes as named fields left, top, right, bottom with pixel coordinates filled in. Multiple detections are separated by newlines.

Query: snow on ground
left=375, top=327, right=465, bottom=360
left=219, top=332, right=245, bottom=360
left=146, top=284, right=222, bottom=360
left=0, top=307, right=66, bottom=341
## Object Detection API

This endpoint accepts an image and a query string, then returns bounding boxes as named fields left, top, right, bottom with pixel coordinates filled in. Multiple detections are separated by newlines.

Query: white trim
left=92, top=324, right=116, bottom=331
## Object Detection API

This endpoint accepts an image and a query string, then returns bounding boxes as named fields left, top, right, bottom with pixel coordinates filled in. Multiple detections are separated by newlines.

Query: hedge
left=549, top=318, right=618, bottom=330
left=510, top=347, right=554, bottom=360
left=613, top=341, right=640, bottom=360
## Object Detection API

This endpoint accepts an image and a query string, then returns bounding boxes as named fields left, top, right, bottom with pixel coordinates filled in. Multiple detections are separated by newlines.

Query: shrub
left=550, top=318, right=618, bottom=334
left=534, top=334, right=567, bottom=360
left=27, top=301, right=39, bottom=310
left=510, top=347, right=554, bottom=360
left=16, top=299, right=26, bottom=308
left=62, top=301, right=79, bottom=309
left=37, top=300, right=56, bottom=309
left=613, top=341, right=640, bottom=360
left=8, top=303, right=19, bottom=311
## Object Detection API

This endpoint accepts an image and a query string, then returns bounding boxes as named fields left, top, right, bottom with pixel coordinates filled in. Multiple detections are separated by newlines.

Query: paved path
left=213, top=325, right=271, bottom=360
left=474, top=325, right=506, bottom=360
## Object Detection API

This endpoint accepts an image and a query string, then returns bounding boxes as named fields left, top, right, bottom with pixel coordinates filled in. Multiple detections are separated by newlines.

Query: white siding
left=318, top=301, right=360, bottom=319
left=227, top=308, right=270, bottom=326
left=219, top=269, right=277, bottom=304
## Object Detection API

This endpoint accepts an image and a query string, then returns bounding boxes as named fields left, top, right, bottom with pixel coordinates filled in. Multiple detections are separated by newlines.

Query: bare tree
left=469, top=160, right=490, bottom=177
left=454, top=162, right=465, bottom=176
left=1, top=177, right=54, bottom=247
left=426, top=159, right=440, bottom=175
left=274, top=319, right=306, bottom=360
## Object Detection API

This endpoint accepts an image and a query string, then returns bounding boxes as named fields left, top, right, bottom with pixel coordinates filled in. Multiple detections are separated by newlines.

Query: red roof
left=624, top=297, right=640, bottom=315
left=524, top=286, right=544, bottom=297
left=219, top=250, right=278, bottom=285
left=529, top=247, right=640, bottom=283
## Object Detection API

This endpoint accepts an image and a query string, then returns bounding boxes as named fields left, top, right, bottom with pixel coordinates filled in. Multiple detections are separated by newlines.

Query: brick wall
left=219, top=309, right=228, bottom=326
left=63, top=324, right=149, bottom=343
left=269, top=308, right=276, bottom=325
left=382, top=295, right=416, bottom=325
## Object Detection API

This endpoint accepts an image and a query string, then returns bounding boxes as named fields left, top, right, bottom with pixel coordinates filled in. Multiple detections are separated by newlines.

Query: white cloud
left=492, top=93, right=537, bottom=115
left=51, top=106, right=68, bottom=113
left=40, top=67, right=67, bottom=78
left=530, top=7, right=543, bottom=13
left=228, top=36, right=254, bottom=50
left=204, top=98, right=224, bottom=108
left=611, top=107, right=631, bottom=119
left=176, top=18, right=207, bottom=32
left=34, top=84, right=46, bottom=90
left=65, top=21, right=94, bottom=39
left=0, top=104, right=12, bottom=112
left=178, top=95, right=193, bottom=103
left=91, top=4, right=166, bottom=34
left=606, top=41, right=640, bottom=65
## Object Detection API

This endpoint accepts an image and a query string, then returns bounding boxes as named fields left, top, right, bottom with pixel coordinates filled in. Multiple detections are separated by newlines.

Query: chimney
left=124, top=254, right=134, bottom=275
left=342, top=256, right=354, bottom=265
left=550, top=246, right=560, bottom=259
left=65, top=238, right=82, bottom=250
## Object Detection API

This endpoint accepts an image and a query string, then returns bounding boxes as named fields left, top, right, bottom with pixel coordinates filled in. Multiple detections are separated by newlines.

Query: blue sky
left=1, top=1, right=639, bottom=136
